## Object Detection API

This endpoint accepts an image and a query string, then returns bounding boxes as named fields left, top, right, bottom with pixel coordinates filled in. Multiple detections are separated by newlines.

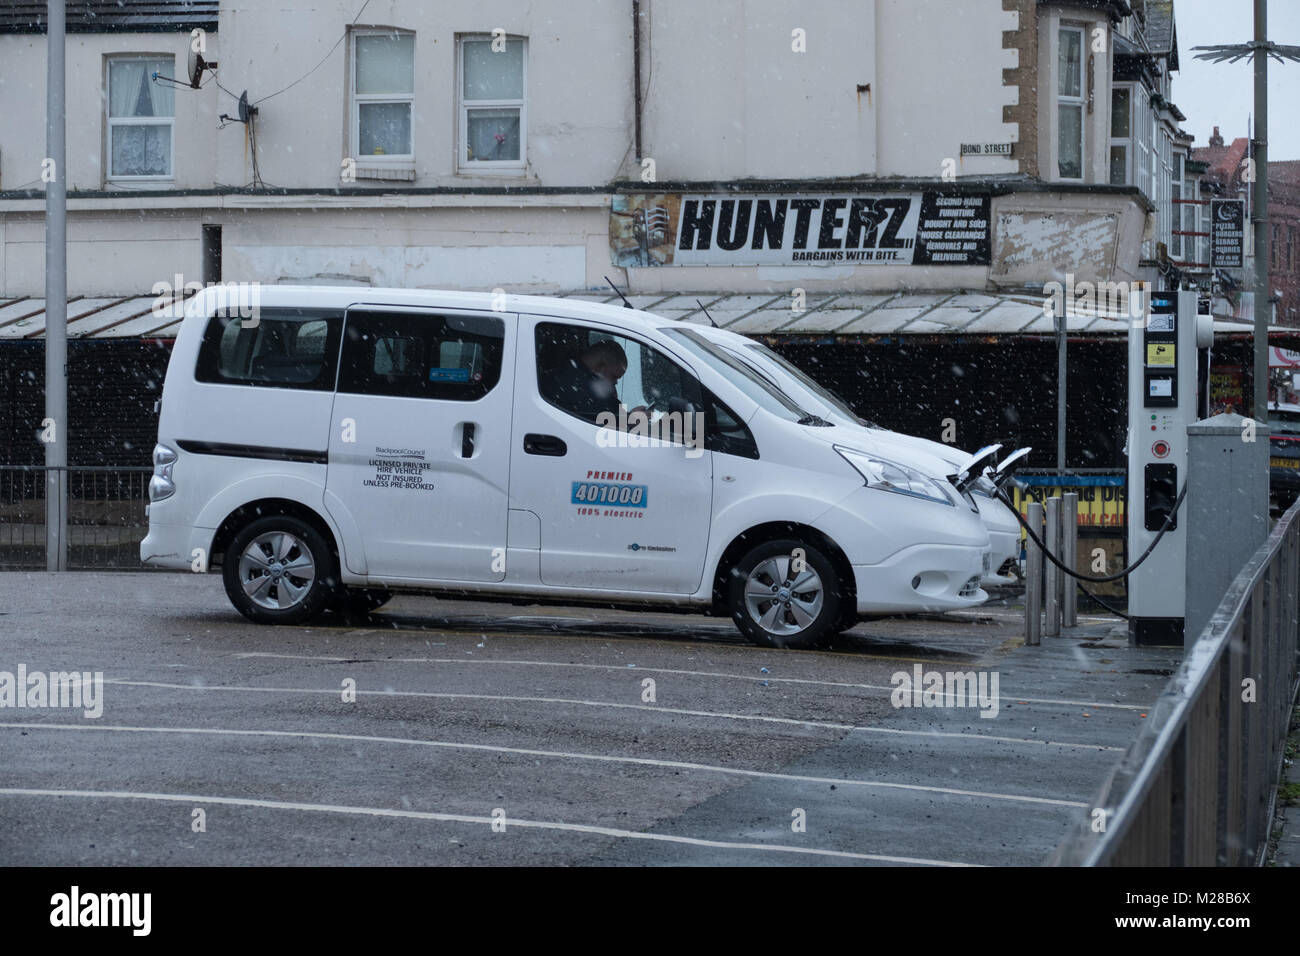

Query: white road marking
left=234, top=651, right=1154, bottom=712
left=0, top=721, right=1090, bottom=809
left=97, top=679, right=1125, bottom=751
left=0, top=787, right=978, bottom=866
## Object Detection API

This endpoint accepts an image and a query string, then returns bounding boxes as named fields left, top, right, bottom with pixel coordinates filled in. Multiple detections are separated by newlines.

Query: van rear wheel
left=223, top=515, right=335, bottom=625
left=729, top=538, right=842, bottom=649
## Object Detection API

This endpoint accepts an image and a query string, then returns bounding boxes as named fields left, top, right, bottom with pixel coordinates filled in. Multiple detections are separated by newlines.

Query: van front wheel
left=729, top=538, right=842, bottom=649
left=223, top=516, right=335, bottom=625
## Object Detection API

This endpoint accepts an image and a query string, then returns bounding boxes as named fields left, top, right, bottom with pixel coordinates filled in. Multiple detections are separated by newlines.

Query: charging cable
left=994, top=482, right=1187, bottom=584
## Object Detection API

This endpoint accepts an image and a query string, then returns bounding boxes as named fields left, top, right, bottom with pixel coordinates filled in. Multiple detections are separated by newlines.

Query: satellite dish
left=237, top=90, right=256, bottom=124
left=186, top=48, right=216, bottom=89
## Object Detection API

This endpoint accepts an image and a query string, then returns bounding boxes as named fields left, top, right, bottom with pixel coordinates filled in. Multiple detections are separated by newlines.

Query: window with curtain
left=459, top=35, right=526, bottom=169
left=1057, top=26, right=1085, bottom=180
left=352, top=31, right=414, bottom=159
left=108, top=57, right=174, bottom=178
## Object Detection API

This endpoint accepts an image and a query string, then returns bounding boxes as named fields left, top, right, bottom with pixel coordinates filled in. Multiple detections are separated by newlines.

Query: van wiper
left=797, top=415, right=834, bottom=427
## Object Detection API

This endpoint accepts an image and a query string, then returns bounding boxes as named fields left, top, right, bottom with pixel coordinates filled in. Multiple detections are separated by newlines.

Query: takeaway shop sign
left=610, top=192, right=991, bottom=268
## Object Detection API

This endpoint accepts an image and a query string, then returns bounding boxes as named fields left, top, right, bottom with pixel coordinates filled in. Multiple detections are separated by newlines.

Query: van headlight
left=835, top=447, right=953, bottom=506
left=149, top=443, right=177, bottom=502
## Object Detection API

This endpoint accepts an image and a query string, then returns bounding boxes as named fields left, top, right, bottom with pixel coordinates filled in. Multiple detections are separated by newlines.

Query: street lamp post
left=45, top=0, right=67, bottom=571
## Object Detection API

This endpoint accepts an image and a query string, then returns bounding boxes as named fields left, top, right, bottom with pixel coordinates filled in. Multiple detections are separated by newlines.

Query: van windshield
left=661, top=328, right=815, bottom=423
left=743, top=342, right=880, bottom=428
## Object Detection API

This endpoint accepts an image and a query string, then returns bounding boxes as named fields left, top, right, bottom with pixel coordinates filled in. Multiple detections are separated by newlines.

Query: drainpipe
left=633, top=0, right=642, bottom=161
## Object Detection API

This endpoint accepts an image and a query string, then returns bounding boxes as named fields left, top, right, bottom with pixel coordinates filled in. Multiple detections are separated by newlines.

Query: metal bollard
left=1045, top=496, right=1061, bottom=637
left=1025, top=501, right=1043, bottom=646
left=1063, top=492, right=1078, bottom=627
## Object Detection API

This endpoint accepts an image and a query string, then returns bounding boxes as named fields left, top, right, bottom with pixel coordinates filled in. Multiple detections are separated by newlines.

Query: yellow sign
left=1147, top=343, right=1175, bottom=366
left=1011, top=484, right=1127, bottom=532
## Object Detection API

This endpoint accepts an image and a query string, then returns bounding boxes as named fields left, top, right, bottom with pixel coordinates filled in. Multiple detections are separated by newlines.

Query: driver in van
left=543, top=339, right=631, bottom=421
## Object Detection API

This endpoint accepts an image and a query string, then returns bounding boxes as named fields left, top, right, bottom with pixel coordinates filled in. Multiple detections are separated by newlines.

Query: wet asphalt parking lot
left=0, top=572, right=1182, bottom=866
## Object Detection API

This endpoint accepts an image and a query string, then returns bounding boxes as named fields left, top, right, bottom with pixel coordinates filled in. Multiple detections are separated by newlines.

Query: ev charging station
left=1126, top=289, right=1214, bottom=646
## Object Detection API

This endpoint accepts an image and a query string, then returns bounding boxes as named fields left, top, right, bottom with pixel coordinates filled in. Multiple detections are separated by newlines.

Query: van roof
left=189, top=284, right=682, bottom=337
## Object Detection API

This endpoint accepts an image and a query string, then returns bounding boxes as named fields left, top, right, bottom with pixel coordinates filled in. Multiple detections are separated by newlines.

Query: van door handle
left=524, top=433, right=567, bottom=457
left=461, top=423, right=476, bottom=458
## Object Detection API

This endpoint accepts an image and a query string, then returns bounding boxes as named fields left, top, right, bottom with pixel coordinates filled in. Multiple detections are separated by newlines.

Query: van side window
left=535, top=321, right=703, bottom=427
left=704, top=389, right=760, bottom=459
left=195, top=309, right=343, bottom=390
left=339, top=310, right=503, bottom=401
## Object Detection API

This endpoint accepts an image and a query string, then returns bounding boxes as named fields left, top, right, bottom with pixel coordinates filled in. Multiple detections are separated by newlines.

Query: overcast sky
left=1173, top=0, right=1300, bottom=160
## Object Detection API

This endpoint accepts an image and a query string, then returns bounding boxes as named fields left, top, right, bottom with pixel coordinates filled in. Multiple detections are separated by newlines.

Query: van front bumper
left=982, top=528, right=1022, bottom=585
left=852, top=542, right=990, bottom=614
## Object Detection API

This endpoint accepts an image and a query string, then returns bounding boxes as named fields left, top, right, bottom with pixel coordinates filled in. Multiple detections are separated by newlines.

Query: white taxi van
left=142, top=286, right=994, bottom=648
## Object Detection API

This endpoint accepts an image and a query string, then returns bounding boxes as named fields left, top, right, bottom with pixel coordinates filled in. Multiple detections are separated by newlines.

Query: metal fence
left=1053, top=498, right=1300, bottom=866
left=0, top=465, right=152, bottom=570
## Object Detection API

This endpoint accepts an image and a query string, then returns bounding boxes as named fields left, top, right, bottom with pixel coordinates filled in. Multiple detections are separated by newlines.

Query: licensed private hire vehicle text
left=142, top=286, right=1027, bottom=649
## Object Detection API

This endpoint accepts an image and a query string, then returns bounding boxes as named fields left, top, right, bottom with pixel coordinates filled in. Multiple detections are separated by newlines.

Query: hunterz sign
left=610, top=192, right=991, bottom=268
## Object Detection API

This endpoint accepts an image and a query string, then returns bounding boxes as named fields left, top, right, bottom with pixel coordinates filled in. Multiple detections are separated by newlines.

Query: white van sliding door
left=325, top=307, right=515, bottom=583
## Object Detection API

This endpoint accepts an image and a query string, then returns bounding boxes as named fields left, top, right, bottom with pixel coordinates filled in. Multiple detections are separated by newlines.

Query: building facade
left=0, top=0, right=1191, bottom=304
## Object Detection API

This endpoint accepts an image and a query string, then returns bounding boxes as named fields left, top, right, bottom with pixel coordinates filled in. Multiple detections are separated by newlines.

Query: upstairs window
left=1110, top=86, right=1131, bottom=185
left=107, top=56, right=174, bottom=179
left=458, top=34, right=526, bottom=170
left=352, top=31, right=415, bottom=162
left=1057, top=26, right=1085, bottom=180
left=1170, top=154, right=1183, bottom=257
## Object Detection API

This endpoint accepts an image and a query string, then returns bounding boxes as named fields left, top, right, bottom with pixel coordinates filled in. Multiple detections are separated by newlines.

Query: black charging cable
left=994, top=482, right=1188, bottom=584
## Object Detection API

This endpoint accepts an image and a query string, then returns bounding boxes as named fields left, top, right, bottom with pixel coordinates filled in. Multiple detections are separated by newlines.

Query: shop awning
left=1, top=289, right=1290, bottom=340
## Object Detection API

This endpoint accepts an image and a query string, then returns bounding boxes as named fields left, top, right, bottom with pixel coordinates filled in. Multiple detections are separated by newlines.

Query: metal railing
left=0, top=465, right=152, bottom=570
left=1053, top=498, right=1300, bottom=866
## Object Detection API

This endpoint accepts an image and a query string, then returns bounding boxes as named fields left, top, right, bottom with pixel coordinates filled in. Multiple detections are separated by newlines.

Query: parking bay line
left=0, top=721, right=1091, bottom=809
left=0, top=787, right=977, bottom=866
left=234, top=651, right=1154, bottom=713
left=98, top=679, right=1126, bottom=751
left=336, top=627, right=986, bottom=666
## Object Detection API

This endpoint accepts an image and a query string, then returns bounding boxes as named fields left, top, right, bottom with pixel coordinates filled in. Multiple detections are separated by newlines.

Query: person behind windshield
left=543, top=339, right=629, bottom=421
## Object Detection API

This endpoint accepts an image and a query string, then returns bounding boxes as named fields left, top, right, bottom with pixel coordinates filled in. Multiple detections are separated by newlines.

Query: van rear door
left=325, top=306, right=515, bottom=583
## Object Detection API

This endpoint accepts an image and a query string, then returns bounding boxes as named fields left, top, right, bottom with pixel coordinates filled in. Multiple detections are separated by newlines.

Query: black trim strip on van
left=176, top=440, right=328, bottom=464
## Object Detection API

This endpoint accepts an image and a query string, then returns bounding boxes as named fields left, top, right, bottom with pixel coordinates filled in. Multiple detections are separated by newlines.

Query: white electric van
left=142, top=286, right=994, bottom=648
left=687, top=324, right=1025, bottom=585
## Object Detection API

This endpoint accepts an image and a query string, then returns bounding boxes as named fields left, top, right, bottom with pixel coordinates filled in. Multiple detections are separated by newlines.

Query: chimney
left=1210, top=126, right=1224, bottom=147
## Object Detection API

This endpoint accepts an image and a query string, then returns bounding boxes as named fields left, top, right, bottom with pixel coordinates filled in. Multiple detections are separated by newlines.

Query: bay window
left=1057, top=26, right=1085, bottom=180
